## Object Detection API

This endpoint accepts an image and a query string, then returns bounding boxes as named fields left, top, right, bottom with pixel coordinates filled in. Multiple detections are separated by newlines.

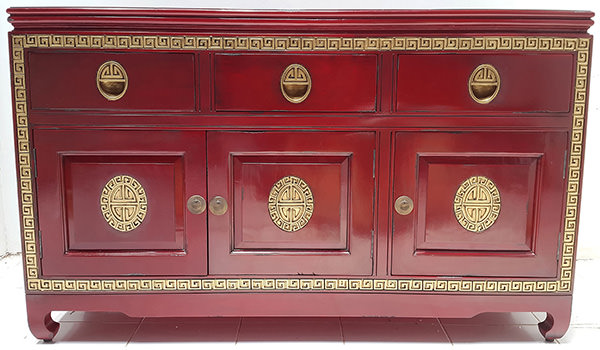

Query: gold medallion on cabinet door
left=96, top=60, right=128, bottom=101
left=100, top=175, right=147, bottom=232
left=268, top=176, right=314, bottom=232
left=454, top=176, right=501, bottom=233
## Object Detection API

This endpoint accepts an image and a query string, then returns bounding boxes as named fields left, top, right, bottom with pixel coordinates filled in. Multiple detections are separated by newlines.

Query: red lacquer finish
left=207, top=131, right=374, bottom=275
left=28, top=51, right=197, bottom=111
left=396, top=53, right=575, bottom=113
left=214, top=54, right=378, bottom=112
left=7, top=8, right=594, bottom=342
left=34, top=129, right=207, bottom=277
left=391, top=131, right=568, bottom=277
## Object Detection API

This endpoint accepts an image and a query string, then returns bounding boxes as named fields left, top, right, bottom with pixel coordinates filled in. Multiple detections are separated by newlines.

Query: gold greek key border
left=11, top=34, right=590, bottom=293
left=15, top=35, right=586, bottom=51
left=26, top=278, right=562, bottom=293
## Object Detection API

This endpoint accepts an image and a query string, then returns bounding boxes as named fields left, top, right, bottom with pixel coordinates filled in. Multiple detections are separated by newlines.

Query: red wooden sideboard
left=7, top=8, right=594, bottom=341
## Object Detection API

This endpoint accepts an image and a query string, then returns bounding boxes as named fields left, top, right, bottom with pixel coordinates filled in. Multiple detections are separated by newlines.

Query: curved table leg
left=538, top=304, right=572, bottom=341
left=27, top=305, right=59, bottom=341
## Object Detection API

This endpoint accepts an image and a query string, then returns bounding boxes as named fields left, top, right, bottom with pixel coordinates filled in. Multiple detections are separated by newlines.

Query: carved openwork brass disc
left=280, top=64, right=311, bottom=103
left=97, top=61, right=128, bottom=101
left=454, top=176, right=501, bottom=233
left=268, top=176, right=314, bottom=232
left=468, top=64, right=500, bottom=104
left=100, top=175, right=147, bottom=232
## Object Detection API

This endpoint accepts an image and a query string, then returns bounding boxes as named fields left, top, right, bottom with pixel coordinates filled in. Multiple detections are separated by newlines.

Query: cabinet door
left=391, top=131, right=568, bottom=277
left=207, top=131, right=375, bottom=275
left=35, top=129, right=207, bottom=276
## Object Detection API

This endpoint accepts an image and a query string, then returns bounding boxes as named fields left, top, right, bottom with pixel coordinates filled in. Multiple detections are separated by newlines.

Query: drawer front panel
left=391, top=131, right=568, bottom=277
left=214, top=54, right=378, bottom=112
left=207, top=131, right=375, bottom=275
left=28, top=51, right=196, bottom=111
left=396, top=53, right=574, bottom=113
left=35, top=129, right=207, bottom=277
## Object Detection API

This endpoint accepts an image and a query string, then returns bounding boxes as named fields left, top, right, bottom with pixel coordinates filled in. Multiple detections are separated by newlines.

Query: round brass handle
left=209, top=196, right=228, bottom=216
left=187, top=195, right=206, bottom=215
left=394, top=196, right=414, bottom=215
left=97, top=60, right=128, bottom=101
left=468, top=64, right=500, bottom=104
left=280, top=64, right=311, bottom=103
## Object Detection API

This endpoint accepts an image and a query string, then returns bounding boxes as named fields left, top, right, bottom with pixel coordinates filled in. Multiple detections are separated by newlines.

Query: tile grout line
left=436, top=318, right=454, bottom=346
left=339, top=317, right=345, bottom=344
left=235, top=317, right=243, bottom=344
left=532, top=312, right=544, bottom=323
left=125, top=317, right=145, bottom=347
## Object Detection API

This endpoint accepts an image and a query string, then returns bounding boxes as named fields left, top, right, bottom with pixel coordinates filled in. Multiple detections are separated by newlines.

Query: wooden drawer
left=396, top=53, right=574, bottom=113
left=28, top=51, right=196, bottom=111
left=214, top=54, right=378, bottom=112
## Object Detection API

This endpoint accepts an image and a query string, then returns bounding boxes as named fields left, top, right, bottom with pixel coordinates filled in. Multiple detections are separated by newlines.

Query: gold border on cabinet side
left=11, top=34, right=590, bottom=293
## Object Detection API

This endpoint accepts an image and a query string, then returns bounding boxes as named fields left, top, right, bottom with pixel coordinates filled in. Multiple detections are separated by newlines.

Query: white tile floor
left=1, top=254, right=599, bottom=348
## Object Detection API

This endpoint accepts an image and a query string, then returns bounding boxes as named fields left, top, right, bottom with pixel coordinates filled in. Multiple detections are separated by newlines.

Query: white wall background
left=1, top=0, right=599, bottom=260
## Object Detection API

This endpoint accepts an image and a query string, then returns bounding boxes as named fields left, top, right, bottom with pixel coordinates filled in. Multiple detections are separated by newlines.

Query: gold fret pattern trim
left=26, top=278, right=561, bottom=292
left=11, top=34, right=590, bottom=293
left=18, top=35, right=585, bottom=51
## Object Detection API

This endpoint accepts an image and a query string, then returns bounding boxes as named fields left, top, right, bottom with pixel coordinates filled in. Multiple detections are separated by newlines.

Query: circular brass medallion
left=280, top=64, right=311, bottom=103
left=100, top=175, right=147, bottom=232
left=453, top=176, right=501, bottom=233
left=97, top=61, right=128, bottom=101
left=468, top=64, right=500, bottom=104
left=268, top=176, right=314, bottom=232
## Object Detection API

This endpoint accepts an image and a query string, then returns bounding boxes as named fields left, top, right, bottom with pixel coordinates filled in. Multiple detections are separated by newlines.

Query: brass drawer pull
left=394, top=196, right=414, bottom=215
left=97, top=60, right=128, bottom=101
left=187, top=195, right=206, bottom=215
left=209, top=196, right=228, bottom=216
left=280, top=64, right=311, bottom=103
left=469, top=64, right=500, bottom=104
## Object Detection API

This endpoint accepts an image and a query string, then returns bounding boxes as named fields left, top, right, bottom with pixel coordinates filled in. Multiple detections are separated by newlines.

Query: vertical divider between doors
left=376, top=130, right=393, bottom=277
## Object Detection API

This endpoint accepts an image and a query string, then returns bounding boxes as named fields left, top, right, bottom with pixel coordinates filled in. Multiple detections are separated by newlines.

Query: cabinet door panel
left=35, top=129, right=207, bottom=277
left=391, top=131, right=567, bottom=277
left=207, top=131, right=375, bottom=275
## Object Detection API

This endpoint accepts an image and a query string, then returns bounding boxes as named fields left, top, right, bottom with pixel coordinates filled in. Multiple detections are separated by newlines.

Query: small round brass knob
left=209, top=196, right=228, bottom=216
left=97, top=61, right=128, bottom=101
left=280, top=64, right=311, bottom=103
left=186, top=195, right=206, bottom=215
left=394, top=196, right=414, bottom=215
left=468, top=64, right=500, bottom=104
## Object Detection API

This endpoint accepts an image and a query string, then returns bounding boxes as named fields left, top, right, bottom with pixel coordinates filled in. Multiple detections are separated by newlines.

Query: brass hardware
left=454, top=176, right=501, bottom=233
left=468, top=64, right=500, bottom=104
left=280, top=64, right=311, bottom=103
left=97, top=61, right=128, bottom=101
left=209, top=196, right=228, bottom=216
left=100, top=175, right=147, bottom=232
left=268, top=176, right=314, bottom=232
left=187, top=195, right=206, bottom=215
left=394, top=196, right=414, bottom=215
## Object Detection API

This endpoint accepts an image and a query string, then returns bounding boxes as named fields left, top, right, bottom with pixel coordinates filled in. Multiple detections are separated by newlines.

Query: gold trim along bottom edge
left=27, top=278, right=568, bottom=293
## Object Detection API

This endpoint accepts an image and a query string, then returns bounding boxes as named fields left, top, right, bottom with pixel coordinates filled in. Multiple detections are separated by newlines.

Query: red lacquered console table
left=7, top=8, right=594, bottom=341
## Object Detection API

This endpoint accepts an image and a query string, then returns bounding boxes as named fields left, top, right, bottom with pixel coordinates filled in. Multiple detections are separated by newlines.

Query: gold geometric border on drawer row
left=11, top=34, right=589, bottom=293
left=15, top=34, right=588, bottom=52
